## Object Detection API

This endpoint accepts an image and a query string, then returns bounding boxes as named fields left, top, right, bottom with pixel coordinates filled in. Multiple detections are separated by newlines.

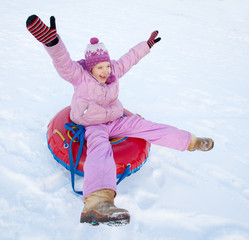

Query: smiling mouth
left=99, top=75, right=108, bottom=81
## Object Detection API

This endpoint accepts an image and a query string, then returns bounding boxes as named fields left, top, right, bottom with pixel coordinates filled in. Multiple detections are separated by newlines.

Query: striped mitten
left=147, top=30, right=161, bottom=48
left=26, top=15, right=58, bottom=46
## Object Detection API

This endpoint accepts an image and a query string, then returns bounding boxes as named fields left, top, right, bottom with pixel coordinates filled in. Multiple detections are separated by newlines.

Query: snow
left=1, top=0, right=249, bottom=239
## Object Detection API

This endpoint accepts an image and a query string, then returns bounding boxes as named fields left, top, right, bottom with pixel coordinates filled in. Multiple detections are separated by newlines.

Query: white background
left=1, top=0, right=249, bottom=239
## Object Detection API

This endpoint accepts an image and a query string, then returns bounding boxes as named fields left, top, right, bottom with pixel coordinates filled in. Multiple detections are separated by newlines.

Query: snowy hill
left=1, top=0, right=249, bottom=239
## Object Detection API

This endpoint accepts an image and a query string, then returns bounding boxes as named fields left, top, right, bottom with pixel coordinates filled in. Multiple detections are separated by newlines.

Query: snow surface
left=1, top=0, right=249, bottom=239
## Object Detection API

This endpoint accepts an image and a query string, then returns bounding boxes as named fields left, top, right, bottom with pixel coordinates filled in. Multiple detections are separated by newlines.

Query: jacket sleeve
left=43, top=35, right=84, bottom=85
left=111, top=41, right=150, bottom=79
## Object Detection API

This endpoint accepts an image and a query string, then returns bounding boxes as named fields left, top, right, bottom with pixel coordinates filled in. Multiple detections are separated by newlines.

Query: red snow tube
left=47, top=106, right=151, bottom=179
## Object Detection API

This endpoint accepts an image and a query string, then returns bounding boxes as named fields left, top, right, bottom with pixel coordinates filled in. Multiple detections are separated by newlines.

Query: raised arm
left=26, top=15, right=84, bottom=85
left=112, top=31, right=161, bottom=79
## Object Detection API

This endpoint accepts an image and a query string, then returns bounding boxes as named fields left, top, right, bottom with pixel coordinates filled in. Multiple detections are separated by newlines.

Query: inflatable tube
left=47, top=106, right=151, bottom=180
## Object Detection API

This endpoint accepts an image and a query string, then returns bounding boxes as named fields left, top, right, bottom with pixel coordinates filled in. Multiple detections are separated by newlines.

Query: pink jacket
left=44, top=35, right=150, bottom=126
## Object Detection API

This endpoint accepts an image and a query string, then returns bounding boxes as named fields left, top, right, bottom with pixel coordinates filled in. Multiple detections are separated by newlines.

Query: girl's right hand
left=26, top=15, right=58, bottom=46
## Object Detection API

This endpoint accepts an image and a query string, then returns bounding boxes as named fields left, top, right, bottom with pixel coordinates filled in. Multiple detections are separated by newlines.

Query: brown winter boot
left=80, top=189, right=130, bottom=226
left=187, top=134, right=214, bottom=151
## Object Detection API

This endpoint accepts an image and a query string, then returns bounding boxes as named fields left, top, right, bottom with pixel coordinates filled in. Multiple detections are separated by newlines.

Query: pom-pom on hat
left=85, top=37, right=111, bottom=72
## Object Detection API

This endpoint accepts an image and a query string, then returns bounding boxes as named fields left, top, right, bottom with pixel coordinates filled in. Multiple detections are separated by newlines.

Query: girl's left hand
left=147, top=30, right=161, bottom=48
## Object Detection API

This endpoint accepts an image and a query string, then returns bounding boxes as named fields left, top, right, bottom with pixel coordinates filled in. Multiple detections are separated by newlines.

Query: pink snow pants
left=83, top=115, right=191, bottom=199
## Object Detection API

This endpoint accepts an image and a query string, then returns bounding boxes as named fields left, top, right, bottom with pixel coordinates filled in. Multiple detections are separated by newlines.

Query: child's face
left=91, top=62, right=111, bottom=84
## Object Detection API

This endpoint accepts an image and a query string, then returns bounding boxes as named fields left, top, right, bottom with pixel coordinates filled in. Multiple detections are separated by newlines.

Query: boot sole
left=80, top=211, right=130, bottom=226
left=205, top=139, right=214, bottom=151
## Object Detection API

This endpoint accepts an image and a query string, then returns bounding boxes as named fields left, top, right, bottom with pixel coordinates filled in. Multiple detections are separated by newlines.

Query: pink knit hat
left=85, top=37, right=111, bottom=71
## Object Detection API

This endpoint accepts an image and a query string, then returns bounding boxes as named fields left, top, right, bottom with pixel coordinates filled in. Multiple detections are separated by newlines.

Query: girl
left=26, top=15, right=214, bottom=226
